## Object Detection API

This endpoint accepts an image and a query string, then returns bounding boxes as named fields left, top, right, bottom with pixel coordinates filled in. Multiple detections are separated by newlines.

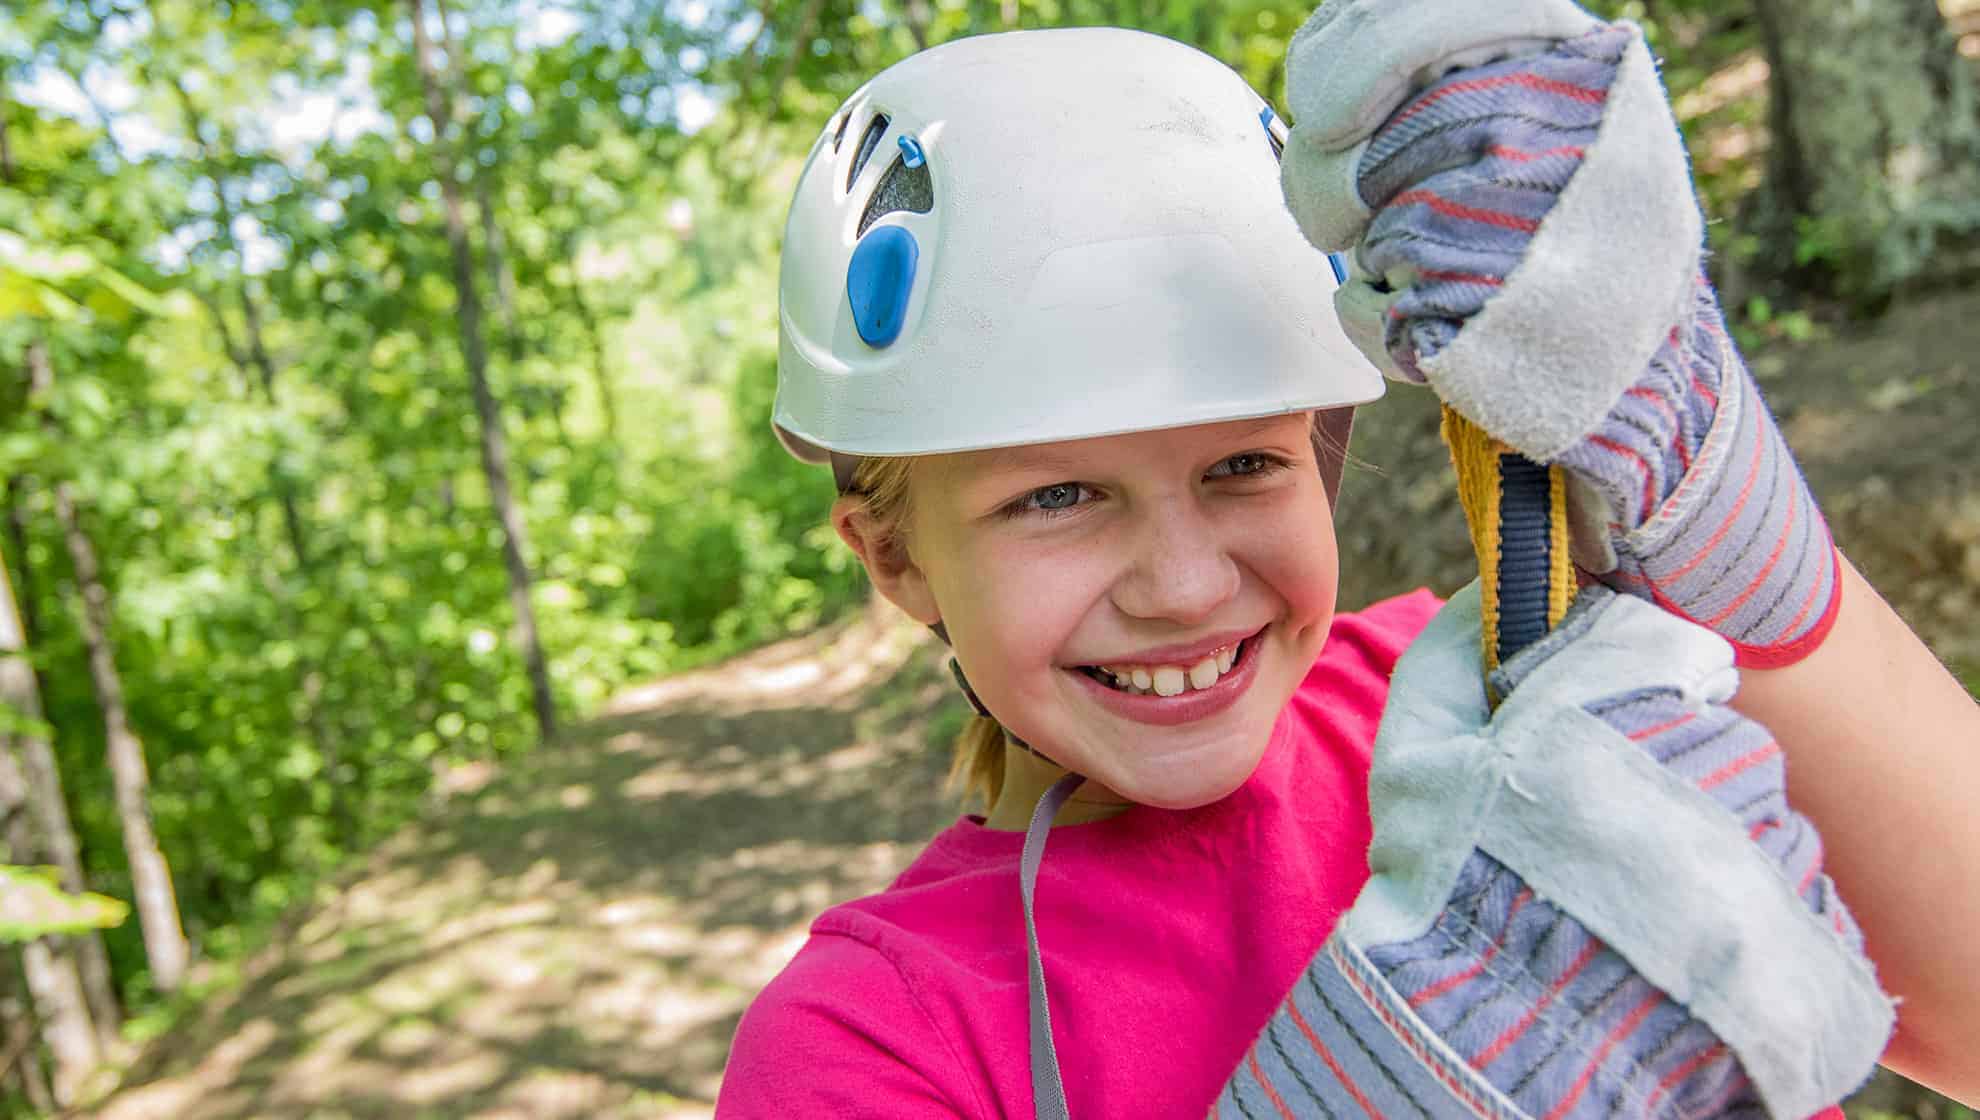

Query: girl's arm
left=1735, top=554, right=1980, bottom=1099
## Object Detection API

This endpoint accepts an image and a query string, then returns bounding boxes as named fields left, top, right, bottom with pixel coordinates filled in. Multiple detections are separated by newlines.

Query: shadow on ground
left=84, top=292, right=1979, bottom=1119
left=87, top=605, right=965, bottom=1119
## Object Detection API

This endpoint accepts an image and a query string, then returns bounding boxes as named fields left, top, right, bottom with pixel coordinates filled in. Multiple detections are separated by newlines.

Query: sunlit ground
left=88, top=603, right=952, bottom=1119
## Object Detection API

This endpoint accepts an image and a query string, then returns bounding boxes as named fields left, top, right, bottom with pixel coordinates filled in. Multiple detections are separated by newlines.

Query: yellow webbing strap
left=1440, top=406, right=1577, bottom=692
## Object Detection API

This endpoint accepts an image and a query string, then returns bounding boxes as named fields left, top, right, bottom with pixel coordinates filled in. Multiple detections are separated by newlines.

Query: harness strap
left=1022, top=773, right=1083, bottom=1120
left=1441, top=406, right=1576, bottom=685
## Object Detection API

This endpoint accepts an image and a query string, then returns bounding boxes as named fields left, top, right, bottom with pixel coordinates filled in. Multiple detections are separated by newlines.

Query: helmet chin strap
left=931, top=621, right=1053, bottom=762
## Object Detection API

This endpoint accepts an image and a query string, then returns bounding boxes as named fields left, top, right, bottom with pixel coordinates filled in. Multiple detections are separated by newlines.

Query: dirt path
left=84, top=291, right=1979, bottom=1117
left=87, top=605, right=959, bottom=1118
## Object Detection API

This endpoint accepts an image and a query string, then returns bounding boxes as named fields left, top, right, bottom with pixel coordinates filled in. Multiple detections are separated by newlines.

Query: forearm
left=1733, top=553, right=1980, bottom=1100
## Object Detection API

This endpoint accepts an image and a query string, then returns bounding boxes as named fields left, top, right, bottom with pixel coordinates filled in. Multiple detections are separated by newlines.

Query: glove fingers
left=1357, top=29, right=1624, bottom=213
left=1284, top=0, right=1602, bottom=151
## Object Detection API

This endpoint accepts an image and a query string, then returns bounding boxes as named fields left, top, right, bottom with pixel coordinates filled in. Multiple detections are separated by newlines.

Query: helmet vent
left=847, top=113, right=891, bottom=191
left=857, top=155, right=933, bottom=237
left=831, top=112, right=852, bottom=152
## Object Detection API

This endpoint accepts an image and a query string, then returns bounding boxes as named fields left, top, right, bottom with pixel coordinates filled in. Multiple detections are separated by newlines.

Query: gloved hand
left=1216, top=584, right=1891, bottom=1119
left=1281, top=0, right=1840, bottom=668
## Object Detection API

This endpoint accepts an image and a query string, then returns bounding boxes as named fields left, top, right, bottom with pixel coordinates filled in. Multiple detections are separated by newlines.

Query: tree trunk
left=1747, top=0, right=1980, bottom=301
left=432, top=0, right=575, bottom=454
left=0, top=557, right=99, bottom=1102
left=46, top=477, right=190, bottom=993
left=20, top=287, right=188, bottom=1000
left=2, top=955, right=60, bottom=1112
left=409, top=0, right=558, bottom=743
left=1, top=488, right=121, bottom=1044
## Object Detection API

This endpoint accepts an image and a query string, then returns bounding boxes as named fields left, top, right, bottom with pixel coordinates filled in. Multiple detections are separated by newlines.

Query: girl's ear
left=833, top=495, right=942, bottom=627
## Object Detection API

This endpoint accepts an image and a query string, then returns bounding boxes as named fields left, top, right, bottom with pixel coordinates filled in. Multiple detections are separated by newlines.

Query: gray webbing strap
left=1022, top=773, right=1084, bottom=1120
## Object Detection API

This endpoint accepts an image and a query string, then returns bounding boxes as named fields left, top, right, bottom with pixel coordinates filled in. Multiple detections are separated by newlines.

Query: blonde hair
left=846, top=455, right=1008, bottom=811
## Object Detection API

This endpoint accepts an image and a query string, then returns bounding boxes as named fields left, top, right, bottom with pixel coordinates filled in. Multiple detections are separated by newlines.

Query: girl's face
left=858, top=412, right=1338, bottom=810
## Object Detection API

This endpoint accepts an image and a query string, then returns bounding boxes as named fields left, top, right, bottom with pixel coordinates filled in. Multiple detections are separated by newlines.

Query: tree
left=0, top=102, right=120, bottom=1050
left=0, top=549, right=99, bottom=1105
left=406, top=0, right=558, bottom=742
left=1747, top=0, right=1980, bottom=302
left=44, top=466, right=189, bottom=994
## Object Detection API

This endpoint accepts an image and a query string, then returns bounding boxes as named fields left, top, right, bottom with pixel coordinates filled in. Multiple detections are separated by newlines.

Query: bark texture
left=1749, top=0, right=1980, bottom=299
left=410, top=0, right=559, bottom=742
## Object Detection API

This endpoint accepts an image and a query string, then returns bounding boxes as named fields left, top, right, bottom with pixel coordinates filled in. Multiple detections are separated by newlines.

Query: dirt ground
left=83, top=288, right=1980, bottom=1117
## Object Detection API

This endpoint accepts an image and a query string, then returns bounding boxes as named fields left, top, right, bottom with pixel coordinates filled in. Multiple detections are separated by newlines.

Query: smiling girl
left=716, top=6, right=1980, bottom=1117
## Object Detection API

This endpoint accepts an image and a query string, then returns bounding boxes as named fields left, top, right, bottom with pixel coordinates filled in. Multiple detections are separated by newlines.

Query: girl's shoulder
left=716, top=919, right=981, bottom=1117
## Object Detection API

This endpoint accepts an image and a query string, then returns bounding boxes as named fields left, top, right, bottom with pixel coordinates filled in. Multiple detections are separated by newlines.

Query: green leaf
left=0, top=865, right=130, bottom=942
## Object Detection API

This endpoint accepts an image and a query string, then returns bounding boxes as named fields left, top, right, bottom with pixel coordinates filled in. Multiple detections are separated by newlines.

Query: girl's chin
left=1087, top=740, right=1267, bottom=811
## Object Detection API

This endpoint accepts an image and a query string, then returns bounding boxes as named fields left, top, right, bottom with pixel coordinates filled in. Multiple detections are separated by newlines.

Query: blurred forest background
left=1, top=0, right=1977, bottom=1115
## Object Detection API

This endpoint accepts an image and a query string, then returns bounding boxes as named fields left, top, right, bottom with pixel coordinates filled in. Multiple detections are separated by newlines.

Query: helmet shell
left=774, top=28, right=1382, bottom=465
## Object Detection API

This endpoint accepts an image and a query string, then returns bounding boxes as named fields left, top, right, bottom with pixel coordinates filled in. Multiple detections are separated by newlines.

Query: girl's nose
left=1110, top=499, right=1240, bottom=626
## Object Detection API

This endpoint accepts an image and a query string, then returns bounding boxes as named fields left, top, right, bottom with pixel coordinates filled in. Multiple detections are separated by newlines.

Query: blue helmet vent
left=847, top=225, right=919, bottom=348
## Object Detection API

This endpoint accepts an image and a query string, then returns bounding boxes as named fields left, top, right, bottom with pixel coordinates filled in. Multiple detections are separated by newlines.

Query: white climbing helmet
left=772, top=27, right=1382, bottom=490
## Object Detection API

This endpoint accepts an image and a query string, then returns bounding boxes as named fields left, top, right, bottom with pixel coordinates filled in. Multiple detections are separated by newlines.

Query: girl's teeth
left=1187, top=658, right=1218, bottom=691
left=1094, top=640, right=1246, bottom=696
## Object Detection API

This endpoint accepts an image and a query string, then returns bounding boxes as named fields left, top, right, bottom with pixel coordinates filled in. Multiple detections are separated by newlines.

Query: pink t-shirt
left=716, top=590, right=1443, bottom=1118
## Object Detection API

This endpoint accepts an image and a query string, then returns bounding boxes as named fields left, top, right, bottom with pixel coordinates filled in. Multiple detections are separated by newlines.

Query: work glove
left=1282, top=0, right=1840, bottom=668
left=1215, top=584, right=1892, bottom=1118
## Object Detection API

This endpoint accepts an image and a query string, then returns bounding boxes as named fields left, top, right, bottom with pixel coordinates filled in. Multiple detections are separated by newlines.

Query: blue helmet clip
left=847, top=225, right=919, bottom=349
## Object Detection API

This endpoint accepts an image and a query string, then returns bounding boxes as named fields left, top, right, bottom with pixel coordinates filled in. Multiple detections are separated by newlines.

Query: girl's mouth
left=1074, top=635, right=1256, bottom=696
left=1065, top=628, right=1266, bottom=726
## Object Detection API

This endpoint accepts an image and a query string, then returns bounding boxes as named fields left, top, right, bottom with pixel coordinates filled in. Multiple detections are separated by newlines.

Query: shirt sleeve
left=716, top=931, right=977, bottom=1119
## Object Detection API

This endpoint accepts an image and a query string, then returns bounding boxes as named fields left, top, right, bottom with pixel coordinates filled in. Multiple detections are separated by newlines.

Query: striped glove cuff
left=1558, top=281, right=1842, bottom=667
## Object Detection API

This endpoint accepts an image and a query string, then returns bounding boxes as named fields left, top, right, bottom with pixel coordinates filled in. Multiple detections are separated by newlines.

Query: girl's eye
left=1008, top=482, right=1092, bottom=518
left=1207, top=452, right=1282, bottom=479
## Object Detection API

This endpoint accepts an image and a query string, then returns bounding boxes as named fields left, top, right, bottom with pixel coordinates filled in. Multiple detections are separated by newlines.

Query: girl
left=719, top=4, right=1980, bottom=1115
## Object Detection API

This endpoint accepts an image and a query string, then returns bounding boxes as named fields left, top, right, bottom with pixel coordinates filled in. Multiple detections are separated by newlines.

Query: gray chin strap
left=1022, top=774, right=1084, bottom=1120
